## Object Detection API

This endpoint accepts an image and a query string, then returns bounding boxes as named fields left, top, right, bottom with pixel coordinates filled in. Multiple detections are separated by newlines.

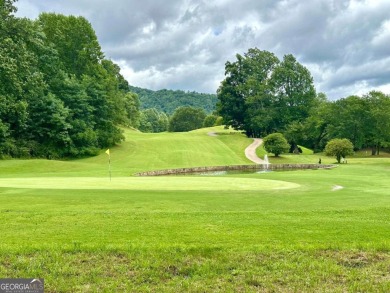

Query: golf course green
left=0, top=177, right=300, bottom=191
left=0, top=126, right=389, bottom=292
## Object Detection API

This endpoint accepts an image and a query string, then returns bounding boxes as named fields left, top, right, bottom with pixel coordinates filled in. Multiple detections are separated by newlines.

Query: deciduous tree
left=324, top=138, right=354, bottom=163
left=363, top=91, right=390, bottom=155
left=169, top=107, right=206, bottom=132
left=139, top=108, right=168, bottom=133
left=217, top=48, right=316, bottom=137
left=0, top=4, right=138, bottom=158
left=203, top=115, right=218, bottom=127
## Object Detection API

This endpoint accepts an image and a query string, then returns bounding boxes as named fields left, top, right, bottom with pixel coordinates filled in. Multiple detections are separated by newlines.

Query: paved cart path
left=207, top=131, right=266, bottom=164
left=245, top=138, right=266, bottom=164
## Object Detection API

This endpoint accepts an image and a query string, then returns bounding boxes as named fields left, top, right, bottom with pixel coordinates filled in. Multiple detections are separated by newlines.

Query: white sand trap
left=332, top=185, right=344, bottom=191
left=0, top=177, right=300, bottom=191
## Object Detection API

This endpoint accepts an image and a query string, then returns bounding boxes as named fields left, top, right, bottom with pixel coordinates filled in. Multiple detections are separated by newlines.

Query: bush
left=263, top=133, right=290, bottom=157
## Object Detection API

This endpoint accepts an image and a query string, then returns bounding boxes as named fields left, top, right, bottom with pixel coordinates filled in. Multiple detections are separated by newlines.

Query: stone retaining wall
left=135, top=164, right=336, bottom=176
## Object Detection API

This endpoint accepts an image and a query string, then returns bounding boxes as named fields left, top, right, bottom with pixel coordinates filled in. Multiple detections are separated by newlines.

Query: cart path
left=207, top=131, right=218, bottom=137
left=207, top=131, right=266, bottom=164
left=245, top=138, right=266, bottom=164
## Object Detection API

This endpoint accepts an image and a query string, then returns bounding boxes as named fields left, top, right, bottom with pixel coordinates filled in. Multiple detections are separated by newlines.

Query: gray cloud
left=15, top=0, right=390, bottom=99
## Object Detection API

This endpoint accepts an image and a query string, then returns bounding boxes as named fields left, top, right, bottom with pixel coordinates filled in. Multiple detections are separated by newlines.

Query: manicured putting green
left=0, top=177, right=300, bottom=191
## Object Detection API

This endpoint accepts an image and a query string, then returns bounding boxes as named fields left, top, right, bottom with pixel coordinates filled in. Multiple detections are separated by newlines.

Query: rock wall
left=135, top=164, right=336, bottom=176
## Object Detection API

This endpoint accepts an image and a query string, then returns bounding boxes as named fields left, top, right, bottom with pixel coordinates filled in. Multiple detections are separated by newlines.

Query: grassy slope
left=0, top=127, right=390, bottom=292
left=0, top=127, right=252, bottom=177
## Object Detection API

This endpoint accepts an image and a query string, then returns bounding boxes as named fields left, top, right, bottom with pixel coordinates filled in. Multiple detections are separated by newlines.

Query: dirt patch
left=207, top=132, right=218, bottom=137
left=332, top=185, right=344, bottom=191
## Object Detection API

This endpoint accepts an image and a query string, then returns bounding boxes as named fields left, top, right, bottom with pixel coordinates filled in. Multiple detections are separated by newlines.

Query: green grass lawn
left=0, top=127, right=389, bottom=292
left=0, top=127, right=252, bottom=178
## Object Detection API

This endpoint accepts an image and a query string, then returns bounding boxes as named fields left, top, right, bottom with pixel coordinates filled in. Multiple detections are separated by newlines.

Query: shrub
left=263, top=133, right=290, bottom=157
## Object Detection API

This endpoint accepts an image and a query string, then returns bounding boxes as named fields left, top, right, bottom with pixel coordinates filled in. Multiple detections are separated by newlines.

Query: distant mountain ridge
left=129, top=85, right=218, bottom=114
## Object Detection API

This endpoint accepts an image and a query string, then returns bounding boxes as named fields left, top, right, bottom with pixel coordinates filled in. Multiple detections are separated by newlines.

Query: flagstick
left=108, top=154, right=111, bottom=182
left=105, top=149, right=111, bottom=182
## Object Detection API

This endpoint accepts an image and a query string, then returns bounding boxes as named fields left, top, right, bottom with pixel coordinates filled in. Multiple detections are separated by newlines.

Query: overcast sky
left=15, top=0, right=390, bottom=100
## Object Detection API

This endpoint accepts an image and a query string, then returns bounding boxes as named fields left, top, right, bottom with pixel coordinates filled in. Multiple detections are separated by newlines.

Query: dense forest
left=129, top=86, right=217, bottom=114
left=0, top=1, right=139, bottom=158
left=217, top=48, right=390, bottom=153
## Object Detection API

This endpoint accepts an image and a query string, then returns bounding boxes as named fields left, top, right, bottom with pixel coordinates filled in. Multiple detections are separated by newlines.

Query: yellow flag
left=105, top=149, right=110, bottom=155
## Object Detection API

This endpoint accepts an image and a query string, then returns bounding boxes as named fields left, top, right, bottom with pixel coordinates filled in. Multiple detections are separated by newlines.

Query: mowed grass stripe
left=0, top=177, right=300, bottom=190
left=0, top=127, right=253, bottom=177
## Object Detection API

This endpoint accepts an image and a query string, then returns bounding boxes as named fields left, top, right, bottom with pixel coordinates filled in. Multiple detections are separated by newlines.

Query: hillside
left=0, top=126, right=253, bottom=177
left=2, top=127, right=388, bottom=178
left=129, top=86, right=218, bottom=114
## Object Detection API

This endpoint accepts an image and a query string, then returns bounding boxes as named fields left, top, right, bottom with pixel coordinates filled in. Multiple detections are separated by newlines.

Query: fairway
left=0, top=176, right=300, bottom=190
left=1, top=127, right=389, bottom=292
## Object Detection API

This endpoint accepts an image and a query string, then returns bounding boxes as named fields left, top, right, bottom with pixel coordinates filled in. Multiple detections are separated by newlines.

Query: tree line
left=129, top=86, right=217, bottom=115
left=2, top=0, right=388, bottom=158
left=138, top=107, right=221, bottom=133
left=217, top=48, right=390, bottom=154
left=0, top=0, right=220, bottom=159
left=132, top=87, right=222, bottom=131
left=1, top=1, right=139, bottom=158
left=132, top=86, right=221, bottom=133
left=284, top=91, right=390, bottom=154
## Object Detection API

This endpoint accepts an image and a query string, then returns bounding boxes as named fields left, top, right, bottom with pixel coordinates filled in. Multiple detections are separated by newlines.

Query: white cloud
left=15, top=0, right=390, bottom=99
left=14, top=0, right=40, bottom=19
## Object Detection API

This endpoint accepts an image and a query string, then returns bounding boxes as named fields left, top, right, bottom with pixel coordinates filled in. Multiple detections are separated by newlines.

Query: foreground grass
left=1, top=248, right=388, bottom=292
left=0, top=128, right=389, bottom=291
